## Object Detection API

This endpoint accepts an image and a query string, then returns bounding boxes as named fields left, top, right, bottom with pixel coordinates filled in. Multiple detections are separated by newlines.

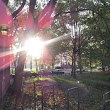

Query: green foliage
left=48, top=0, right=110, bottom=68
left=10, top=68, right=15, bottom=74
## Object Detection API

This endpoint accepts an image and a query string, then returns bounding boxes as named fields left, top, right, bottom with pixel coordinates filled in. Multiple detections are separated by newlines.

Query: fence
left=20, top=76, right=80, bottom=110
left=102, top=91, right=110, bottom=110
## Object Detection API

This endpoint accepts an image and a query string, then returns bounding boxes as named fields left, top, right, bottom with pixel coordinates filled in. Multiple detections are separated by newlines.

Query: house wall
left=0, top=27, right=14, bottom=102
left=0, top=67, right=10, bottom=102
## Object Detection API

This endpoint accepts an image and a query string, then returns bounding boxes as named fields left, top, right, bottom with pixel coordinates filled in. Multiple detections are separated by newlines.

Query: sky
left=9, top=0, right=48, bottom=8
left=9, top=0, right=43, bottom=5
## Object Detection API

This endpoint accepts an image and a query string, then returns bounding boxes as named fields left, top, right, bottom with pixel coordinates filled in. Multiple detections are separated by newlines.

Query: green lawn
left=53, top=72, right=110, bottom=110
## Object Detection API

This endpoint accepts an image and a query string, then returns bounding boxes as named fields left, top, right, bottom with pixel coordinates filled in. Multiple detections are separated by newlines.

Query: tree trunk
left=78, top=26, right=82, bottom=74
left=14, top=0, right=36, bottom=96
left=14, top=51, right=26, bottom=95
left=71, top=38, right=76, bottom=78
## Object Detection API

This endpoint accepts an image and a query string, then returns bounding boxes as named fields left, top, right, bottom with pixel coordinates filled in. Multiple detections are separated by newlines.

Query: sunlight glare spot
left=44, top=33, right=70, bottom=45
left=24, top=38, right=44, bottom=59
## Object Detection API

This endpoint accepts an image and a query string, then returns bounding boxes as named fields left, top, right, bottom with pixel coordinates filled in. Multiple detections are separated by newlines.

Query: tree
left=80, top=0, right=110, bottom=70
left=49, top=0, right=110, bottom=73
left=4, top=0, right=58, bottom=95
left=14, top=0, right=36, bottom=95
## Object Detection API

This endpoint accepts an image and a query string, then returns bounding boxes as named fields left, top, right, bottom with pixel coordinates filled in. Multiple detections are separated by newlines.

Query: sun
left=24, top=37, right=44, bottom=59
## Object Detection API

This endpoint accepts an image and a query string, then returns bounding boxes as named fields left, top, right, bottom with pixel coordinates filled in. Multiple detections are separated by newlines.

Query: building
left=0, top=26, right=14, bottom=101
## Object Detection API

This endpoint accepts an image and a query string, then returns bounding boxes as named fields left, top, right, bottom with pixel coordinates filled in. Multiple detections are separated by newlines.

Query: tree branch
left=55, top=8, right=110, bottom=21
left=29, top=0, right=36, bottom=15
left=2, top=0, right=9, bottom=6
left=12, top=0, right=26, bottom=18
left=99, top=0, right=108, bottom=6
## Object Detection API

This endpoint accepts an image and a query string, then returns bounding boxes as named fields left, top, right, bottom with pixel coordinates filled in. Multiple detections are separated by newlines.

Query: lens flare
left=24, top=38, right=44, bottom=59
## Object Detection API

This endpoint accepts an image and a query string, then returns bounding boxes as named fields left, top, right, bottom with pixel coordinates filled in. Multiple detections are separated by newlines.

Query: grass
left=53, top=72, right=110, bottom=110
left=1, top=71, right=110, bottom=110
left=79, top=72, right=110, bottom=82
left=24, top=77, right=55, bottom=83
left=76, top=72, right=110, bottom=90
left=54, top=72, right=110, bottom=91
left=54, top=75, right=85, bottom=88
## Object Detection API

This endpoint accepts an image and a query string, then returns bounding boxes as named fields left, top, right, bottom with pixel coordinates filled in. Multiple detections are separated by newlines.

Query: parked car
left=52, top=66, right=64, bottom=74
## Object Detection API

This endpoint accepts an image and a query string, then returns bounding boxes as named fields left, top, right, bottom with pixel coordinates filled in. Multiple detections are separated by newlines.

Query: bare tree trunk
left=12, top=0, right=26, bottom=96
left=71, top=38, right=76, bottom=78
left=78, top=26, right=82, bottom=74
left=15, top=51, right=26, bottom=95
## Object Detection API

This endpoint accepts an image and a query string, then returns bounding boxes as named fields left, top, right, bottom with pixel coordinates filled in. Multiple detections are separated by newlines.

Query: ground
left=0, top=71, right=110, bottom=110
